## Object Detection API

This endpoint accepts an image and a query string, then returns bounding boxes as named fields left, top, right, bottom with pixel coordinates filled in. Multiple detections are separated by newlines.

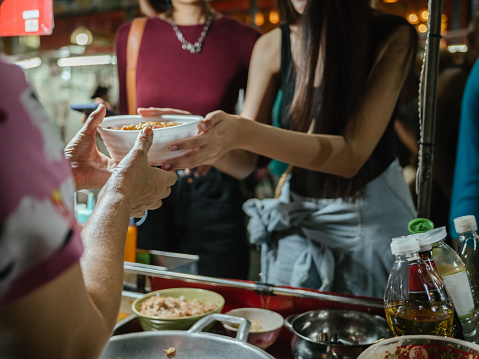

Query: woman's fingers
left=162, top=147, right=210, bottom=171
left=168, top=131, right=209, bottom=152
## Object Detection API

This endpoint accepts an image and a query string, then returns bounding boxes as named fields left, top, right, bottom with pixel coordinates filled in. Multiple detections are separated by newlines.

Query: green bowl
left=132, top=287, right=225, bottom=331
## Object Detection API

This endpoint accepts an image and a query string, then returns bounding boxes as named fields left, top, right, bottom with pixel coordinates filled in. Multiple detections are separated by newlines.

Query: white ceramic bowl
left=357, top=335, right=479, bottom=358
left=97, top=114, right=202, bottom=166
left=222, top=308, right=284, bottom=349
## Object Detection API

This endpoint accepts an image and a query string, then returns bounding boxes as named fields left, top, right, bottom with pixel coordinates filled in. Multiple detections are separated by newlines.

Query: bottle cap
left=409, top=232, right=430, bottom=251
left=77, top=192, right=95, bottom=224
left=418, top=226, right=447, bottom=245
left=390, top=235, right=420, bottom=255
left=417, top=231, right=434, bottom=250
left=454, top=215, right=478, bottom=233
left=408, top=218, right=434, bottom=234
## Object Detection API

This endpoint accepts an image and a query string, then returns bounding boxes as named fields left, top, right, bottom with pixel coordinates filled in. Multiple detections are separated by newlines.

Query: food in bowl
left=222, top=307, right=284, bottom=349
left=357, top=335, right=479, bottom=358
left=132, top=287, right=225, bottom=331
left=107, top=121, right=181, bottom=130
left=97, top=115, right=202, bottom=166
left=163, top=346, right=176, bottom=358
left=229, top=319, right=264, bottom=332
left=140, top=295, right=218, bottom=318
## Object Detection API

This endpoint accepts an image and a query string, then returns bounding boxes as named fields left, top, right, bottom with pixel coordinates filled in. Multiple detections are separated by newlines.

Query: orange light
left=408, top=13, right=419, bottom=24
left=418, top=24, right=428, bottom=33
left=269, top=10, right=280, bottom=24
left=420, top=10, right=429, bottom=21
left=442, top=14, right=448, bottom=22
left=383, top=0, right=398, bottom=3
left=254, top=12, right=265, bottom=26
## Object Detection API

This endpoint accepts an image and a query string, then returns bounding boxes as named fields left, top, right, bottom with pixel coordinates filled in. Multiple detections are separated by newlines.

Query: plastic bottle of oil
left=384, top=234, right=454, bottom=337
left=417, top=227, right=479, bottom=343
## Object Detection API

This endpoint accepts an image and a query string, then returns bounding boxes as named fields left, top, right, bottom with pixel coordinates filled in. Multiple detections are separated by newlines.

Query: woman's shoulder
left=249, top=28, right=281, bottom=70
left=255, top=27, right=281, bottom=53
left=371, top=11, right=414, bottom=35
left=116, top=17, right=169, bottom=47
left=370, top=11, right=416, bottom=53
left=116, top=20, right=132, bottom=41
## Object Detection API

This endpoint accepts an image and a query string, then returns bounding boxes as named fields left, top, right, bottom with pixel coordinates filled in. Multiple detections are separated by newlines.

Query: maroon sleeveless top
left=116, top=16, right=260, bottom=116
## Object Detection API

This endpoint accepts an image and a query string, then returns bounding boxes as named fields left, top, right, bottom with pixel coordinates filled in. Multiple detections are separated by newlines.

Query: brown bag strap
left=274, top=120, right=316, bottom=199
left=126, top=17, right=147, bottom=115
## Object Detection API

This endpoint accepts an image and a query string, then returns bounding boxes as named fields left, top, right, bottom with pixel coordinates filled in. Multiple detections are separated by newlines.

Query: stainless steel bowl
left=101, top=313, right=275, bottom=359
left=286, top=309, right=393, bottom=359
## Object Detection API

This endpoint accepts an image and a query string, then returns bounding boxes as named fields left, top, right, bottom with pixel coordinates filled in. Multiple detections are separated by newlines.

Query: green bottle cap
left=408, top=218, right=434, bottom=234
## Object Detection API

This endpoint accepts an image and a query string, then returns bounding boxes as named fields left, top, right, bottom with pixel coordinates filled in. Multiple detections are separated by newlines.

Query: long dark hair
left=278, top=0, right=417, bottom=198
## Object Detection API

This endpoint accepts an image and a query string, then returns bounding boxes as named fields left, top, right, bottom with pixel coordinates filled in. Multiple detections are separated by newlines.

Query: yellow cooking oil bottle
left=384, top=234, right=454, bottom=337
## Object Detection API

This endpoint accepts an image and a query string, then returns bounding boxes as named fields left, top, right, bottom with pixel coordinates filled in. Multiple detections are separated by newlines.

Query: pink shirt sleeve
left=0, top=56, right=83, bottom=308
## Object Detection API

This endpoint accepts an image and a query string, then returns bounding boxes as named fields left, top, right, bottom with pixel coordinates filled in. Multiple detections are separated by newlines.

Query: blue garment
left=243, top=160, right=416, bottom=299
left=450, top=59, right=479, bottom=238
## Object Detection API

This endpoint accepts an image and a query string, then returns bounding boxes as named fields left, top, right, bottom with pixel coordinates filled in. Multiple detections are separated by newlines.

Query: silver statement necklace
left=171, top=9, right=214, bottom=54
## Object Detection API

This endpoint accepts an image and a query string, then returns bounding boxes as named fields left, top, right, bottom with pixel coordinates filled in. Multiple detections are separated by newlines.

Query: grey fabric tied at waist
left=243, top=174, right=337, bottom=292
left=243, top=160, right=416, bottom=298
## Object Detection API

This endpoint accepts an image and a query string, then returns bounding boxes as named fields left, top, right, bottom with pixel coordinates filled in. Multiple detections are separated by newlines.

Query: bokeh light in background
left=70, top=27, right=93, bottom=46
left=269, top=10, right=279, bottom=25
left=254, top=12, right=265, bottom=27
left=408, top=13, right=419, bottom=24
left=420, top=10, right=429, bottom=21
left=418, top=24, right=428, bottom=33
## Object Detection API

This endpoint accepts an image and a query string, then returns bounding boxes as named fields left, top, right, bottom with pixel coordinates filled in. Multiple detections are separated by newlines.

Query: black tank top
left=279, top=13, right=410, bottom=198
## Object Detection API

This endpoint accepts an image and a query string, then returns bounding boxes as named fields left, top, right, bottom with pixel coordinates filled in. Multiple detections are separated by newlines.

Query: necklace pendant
left=171, top=9, right=213, bottom=55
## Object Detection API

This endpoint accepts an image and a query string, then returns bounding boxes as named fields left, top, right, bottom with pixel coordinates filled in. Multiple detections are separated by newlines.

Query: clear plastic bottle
left=454, top=215, right=479, bottom=312
left=418, top=227, right=479, bottom=343
left=76, top=191, right=95, bottom=231
left=384, top=234, right=454, bottom=337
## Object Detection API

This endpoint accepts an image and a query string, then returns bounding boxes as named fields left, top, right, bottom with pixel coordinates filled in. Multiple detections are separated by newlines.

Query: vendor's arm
left=163, top=25, right=414, bottom=178
left=0, top=129, right=176, bottom=359
left=0, top=61, right=177, bottom=358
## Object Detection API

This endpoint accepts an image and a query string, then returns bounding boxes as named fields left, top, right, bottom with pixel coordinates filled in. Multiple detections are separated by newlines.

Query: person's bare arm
left=163, top=25, right=414, bottom=178
left=0, top=115, right=177, bottom=359
left=240, top=28, right=281, bottom=124
left=172, top=30, right=282, bottom=179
